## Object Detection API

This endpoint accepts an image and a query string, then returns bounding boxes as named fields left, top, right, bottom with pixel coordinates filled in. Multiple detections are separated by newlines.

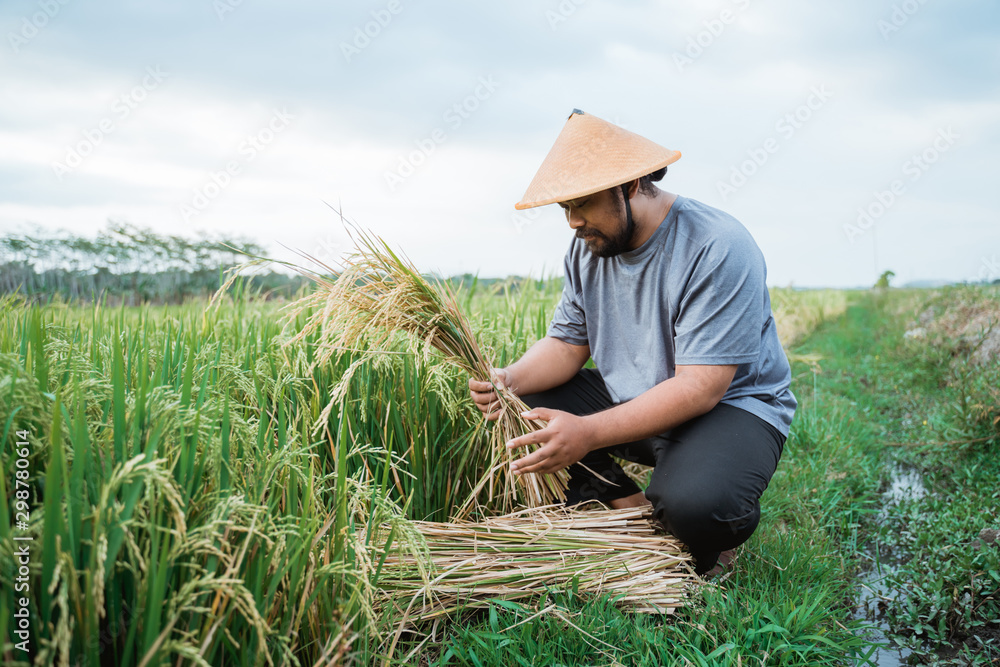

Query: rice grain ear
left=277, top=222, right=570, bottom=514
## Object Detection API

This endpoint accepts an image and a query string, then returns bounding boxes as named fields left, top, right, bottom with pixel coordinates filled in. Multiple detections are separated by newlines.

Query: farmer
left=468, top=109, right=796, bottom=576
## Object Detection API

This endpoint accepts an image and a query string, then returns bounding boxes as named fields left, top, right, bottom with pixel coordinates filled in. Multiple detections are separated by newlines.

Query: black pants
left=521, top=369, right=785, bottom=574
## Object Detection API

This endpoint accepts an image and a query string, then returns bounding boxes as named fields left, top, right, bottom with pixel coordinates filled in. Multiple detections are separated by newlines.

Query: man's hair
left=636, top=166, right=668, bottom=197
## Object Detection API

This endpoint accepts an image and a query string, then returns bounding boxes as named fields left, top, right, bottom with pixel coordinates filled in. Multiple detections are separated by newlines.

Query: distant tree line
left=0, top=221, right=309, bottom=305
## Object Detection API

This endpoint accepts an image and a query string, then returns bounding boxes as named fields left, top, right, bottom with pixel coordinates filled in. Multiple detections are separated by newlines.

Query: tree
left=874, top=270, right=895, bottom=289
left=0, top=220, right=303, bottom=304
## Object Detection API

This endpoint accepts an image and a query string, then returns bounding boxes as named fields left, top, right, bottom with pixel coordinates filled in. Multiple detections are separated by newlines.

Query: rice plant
left=0, top=291, right=420, bottom=665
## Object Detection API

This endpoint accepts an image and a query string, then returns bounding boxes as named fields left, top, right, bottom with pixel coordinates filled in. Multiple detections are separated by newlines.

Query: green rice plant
left=0, top=292, right=427, bottom=666
left=328, top=348, right=485, bottom=522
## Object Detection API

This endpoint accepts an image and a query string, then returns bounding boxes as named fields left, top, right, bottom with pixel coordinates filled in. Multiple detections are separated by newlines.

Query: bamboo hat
left=514, top=109, right=681, bottom=210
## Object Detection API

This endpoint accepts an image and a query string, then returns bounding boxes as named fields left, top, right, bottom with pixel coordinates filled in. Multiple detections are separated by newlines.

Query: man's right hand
left=468, top=368, right=514, bottom=421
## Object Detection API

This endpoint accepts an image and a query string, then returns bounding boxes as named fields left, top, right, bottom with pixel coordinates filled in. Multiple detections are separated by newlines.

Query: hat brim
left=514, top=152, right=681, bottom=210
left=514, top=110, right=681, bottom=210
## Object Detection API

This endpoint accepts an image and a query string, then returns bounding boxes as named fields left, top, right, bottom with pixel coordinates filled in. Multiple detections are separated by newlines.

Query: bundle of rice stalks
left=376, top=504, right=695, bottom=624
left=246, top=220, right=570, bottom=514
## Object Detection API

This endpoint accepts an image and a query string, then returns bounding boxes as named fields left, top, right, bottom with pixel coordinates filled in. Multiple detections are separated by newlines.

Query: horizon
left=4, top=218, right=991, bottom=293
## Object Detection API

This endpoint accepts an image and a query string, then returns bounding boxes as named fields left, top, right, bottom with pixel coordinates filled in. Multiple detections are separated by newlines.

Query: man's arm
left=503, top=336, right=591, bottom=396
left=468, top=336, right=590, bottom=420
left=506, top=363, right=736, bottom=476
left=583, top=363, right=736, bottom=447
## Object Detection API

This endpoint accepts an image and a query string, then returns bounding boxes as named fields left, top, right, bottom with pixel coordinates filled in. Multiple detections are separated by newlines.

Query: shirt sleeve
left=546, top=245, right=589, bottom=345
left=674, top=235, right=764, bottom=365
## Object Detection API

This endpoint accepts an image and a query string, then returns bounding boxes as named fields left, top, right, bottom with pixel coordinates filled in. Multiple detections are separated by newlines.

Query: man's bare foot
left=609, top=492, right=653, bottom=509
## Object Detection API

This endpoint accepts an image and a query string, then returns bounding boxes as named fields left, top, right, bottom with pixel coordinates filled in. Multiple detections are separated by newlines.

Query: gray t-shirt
left=547, top=195, right=797, bottom=436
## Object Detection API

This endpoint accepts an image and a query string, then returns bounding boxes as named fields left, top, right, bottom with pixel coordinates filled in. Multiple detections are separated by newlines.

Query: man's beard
left=576, top=188, right=636, bottom=258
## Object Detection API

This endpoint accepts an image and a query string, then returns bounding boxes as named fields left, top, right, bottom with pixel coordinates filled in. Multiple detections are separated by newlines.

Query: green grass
left=773, top=286, right=999, bottom=665
left=857, top=287, right=1000, bottom=664
left=431, top=535, right=877, bottom=666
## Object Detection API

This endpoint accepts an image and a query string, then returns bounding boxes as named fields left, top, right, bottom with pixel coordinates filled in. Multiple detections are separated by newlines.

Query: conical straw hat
left=514, top=109, right=681, bottom=210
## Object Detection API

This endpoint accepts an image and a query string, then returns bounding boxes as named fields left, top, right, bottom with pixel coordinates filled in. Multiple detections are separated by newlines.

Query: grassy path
left=794, top=288, right=999, bottom=666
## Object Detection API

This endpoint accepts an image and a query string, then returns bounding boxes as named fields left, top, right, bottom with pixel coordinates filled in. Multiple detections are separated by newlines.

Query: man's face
left=557, top=186, right=635, bottom=258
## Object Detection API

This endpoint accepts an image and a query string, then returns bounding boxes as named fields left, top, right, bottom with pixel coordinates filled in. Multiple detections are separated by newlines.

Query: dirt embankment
left=902, top=287, right=1000, bottom=367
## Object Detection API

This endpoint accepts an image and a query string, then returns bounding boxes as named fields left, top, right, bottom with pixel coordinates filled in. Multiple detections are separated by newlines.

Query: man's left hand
left=506, top=407, right=595, bottom=475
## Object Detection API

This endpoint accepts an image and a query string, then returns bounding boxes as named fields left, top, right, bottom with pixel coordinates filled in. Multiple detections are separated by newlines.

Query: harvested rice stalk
left=212, top=217, right=570, bottom=514
left=376, top=504, right=696, bottom=624
left=283, top=223, right=570, bottom=514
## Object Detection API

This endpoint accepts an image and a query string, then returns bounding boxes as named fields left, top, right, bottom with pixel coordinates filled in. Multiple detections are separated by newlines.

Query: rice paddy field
left=1, top=276, right=998, bottom=666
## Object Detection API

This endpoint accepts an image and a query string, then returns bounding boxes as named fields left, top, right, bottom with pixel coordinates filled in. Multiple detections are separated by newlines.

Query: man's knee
left=520, top=391, right=544, bottom=409
left=645, top=479, right=760, bottom=551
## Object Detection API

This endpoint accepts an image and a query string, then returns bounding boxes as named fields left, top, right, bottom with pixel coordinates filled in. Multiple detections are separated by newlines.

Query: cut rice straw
left=376, top=504, right=696, bottom=624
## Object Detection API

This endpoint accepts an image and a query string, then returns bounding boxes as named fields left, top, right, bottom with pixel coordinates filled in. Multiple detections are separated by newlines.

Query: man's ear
left=626, top=178, right=641, bottom=200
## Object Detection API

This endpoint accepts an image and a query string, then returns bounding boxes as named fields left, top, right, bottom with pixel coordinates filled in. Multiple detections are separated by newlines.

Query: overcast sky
left=1, top=0, right=998, bottom=287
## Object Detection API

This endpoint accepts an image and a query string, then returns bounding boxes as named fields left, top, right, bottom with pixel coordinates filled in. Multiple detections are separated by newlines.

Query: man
left=468, top=109, right=796, bottom=576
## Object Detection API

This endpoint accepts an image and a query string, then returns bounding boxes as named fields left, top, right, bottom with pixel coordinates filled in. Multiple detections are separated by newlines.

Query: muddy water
left=853, top=462, right=928, bottom=666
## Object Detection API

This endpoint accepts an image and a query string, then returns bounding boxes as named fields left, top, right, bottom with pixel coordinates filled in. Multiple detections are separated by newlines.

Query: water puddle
left=882, top=465, right=927, bottom=508
left=853, top=462, right=929, bottom=666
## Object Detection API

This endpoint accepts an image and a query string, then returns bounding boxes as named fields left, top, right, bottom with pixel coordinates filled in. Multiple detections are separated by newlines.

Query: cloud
left=1, top=0, right=998, bottom=287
